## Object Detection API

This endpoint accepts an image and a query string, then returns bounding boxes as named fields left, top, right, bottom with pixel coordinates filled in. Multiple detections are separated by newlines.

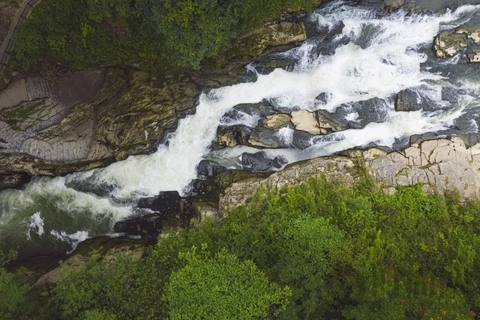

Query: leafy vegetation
left=9, top=0, right=319, bottom=72
left=3, top=175, right=480, bottom=319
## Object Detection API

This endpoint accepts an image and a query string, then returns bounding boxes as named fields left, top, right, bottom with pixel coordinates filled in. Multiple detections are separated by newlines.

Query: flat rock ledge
left=219, top=137, right=480, bottom=215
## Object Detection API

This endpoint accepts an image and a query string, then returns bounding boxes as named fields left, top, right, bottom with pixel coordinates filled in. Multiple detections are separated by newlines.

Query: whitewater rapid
left=2, top=1, right=480, bottom=257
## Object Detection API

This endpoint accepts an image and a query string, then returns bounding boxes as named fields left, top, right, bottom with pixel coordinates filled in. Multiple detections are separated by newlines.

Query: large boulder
left=241, top=151, right=287, bottom=172
left=217, top=125, right=251, bottom=147
left=291, top=110, right=322, bottom=134
left=248, top=126, right=290, bottom=148
left=456, top=25, right=480, bottom=44
left=395, top=88, right=438, bottom=112
left=292, top=130, right=314, bottom=149
left=466, top=44, right=480, bottom=63
left=434, top=32, right=468, bottom=58
left=395, top=89, right=421, bottom=112
left=262, top=114, right=291, bottom=129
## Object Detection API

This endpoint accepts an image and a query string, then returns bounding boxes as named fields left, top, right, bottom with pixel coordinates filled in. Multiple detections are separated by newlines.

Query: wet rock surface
left=0, top=69, right=201, bottom=185
left=115, top=191, right=196, bottom=237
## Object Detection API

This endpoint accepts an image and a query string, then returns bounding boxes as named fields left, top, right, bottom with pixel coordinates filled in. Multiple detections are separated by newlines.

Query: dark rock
left=458, top=133, right=480, bottom=147
left=137, top=191, right=183, bottom=215
left=233, top=102, right=276, bottom=117
left=253, top=57, right=295, bottom=75
left=319, top=98, right=389, bottom=130
left=0, top=173, right=30, bottom=190
left=114, top=214, right=162, bottom=237
left=354, top=24, right=384, bottom=49
left=391, top=136, right=411, bottom=151
left=409, top=131, right=451, bottom=145
left=316, top=109, right=350, bottom=131
left=353, top=98, right=390, bottom=127
left=220, top=109, right=254, bottom=126
left=454, top=114, right=479, bottom=133
left=268, top=97, right=299, bottom=113
left=249, top=126, right=289, bottom=148
left=395, top=88, right=438, bottom=112
left=315, top=92, right=331, bottom=105
left=292, top=130, right=314, bottom=149
left=396, top=89, right=422, bottom=112
left=272, top=155, right=288, bottom=169
left=242, top=151, right=276, bottom=172
left=315, top=35, right=350, bottom=57
left=190, top=62, right=254, bottom=88
left=196, top=160, right=228, bottom=181
left=316, top=110, right=348, bottom=133
left=65, top=178, right=116, bottom=198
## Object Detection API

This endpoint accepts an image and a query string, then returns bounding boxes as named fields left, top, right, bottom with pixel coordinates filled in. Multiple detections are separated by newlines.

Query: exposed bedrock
left=0, top=69, right=200, bottom=189
left=219, top=137, right=480, bottom=214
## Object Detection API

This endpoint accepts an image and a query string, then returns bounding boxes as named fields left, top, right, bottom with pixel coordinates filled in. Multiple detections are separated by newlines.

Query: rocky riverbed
left=3, top=0, right=480, bottom=270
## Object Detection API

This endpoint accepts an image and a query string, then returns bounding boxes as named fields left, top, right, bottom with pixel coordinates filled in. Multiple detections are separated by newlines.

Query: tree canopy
left=10, top=0, right=320, bottom=72
left=3, top=175, right=480, bottom=319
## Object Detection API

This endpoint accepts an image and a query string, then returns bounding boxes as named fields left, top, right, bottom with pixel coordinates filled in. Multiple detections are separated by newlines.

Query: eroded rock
left=262, top=114, right=291, bottom=129
left=434, top=32, right=468, bottom=58
left=249, top=126, right=288, bottom=148
left=456, top=25, right=480, bottom=44
left=291, top=110, right=322, bottom=134
left=217, top=125, right=251, bottom=147
left=0, top=69, right=200, bottom=184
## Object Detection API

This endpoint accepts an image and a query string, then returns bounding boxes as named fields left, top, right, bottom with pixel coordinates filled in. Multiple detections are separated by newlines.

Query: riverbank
left=2, top=0, right=480, bottom=271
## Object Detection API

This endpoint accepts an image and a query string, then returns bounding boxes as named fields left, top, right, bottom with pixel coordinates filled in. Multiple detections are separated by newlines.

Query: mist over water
left=2, top=1, right=480, bottom=258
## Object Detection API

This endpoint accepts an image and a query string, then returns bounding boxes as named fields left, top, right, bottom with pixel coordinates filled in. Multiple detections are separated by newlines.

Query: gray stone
left=249, top=126, right=287, bottom=148
left=292, top=130, right=314, bottom=149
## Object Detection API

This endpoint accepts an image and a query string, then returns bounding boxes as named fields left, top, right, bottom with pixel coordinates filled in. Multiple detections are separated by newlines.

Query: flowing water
left=2, top=0, right=480, bottom=259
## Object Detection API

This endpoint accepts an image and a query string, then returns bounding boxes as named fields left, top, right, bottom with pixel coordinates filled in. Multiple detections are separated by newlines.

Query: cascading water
left=2, top=0, right=480, bottom=259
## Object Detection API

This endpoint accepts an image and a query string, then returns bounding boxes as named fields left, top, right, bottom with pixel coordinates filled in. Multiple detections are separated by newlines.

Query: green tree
left=146, top=0, right=238, bottom=69
left=0, top=251, right=30, bottom=319
left=164, top=246, right=292, bottom=319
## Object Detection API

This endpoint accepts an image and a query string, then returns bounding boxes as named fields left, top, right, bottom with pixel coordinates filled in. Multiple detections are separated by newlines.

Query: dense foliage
left=3, top=175, right=480, bottom=319
left=10, top=0, right=317, bottom=71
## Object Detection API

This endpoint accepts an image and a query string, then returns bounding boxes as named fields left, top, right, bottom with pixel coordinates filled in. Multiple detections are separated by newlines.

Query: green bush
left=6, top=175, right=480, bottom=319
left=11, top=0, right=320, bottom=71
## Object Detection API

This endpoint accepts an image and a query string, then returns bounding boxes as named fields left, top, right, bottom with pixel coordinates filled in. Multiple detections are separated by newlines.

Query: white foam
left=26, top=212, right=44, bottom=240
left=2, top=1, right=480, bottom=255
left=50, top=230, right=90, bottom=253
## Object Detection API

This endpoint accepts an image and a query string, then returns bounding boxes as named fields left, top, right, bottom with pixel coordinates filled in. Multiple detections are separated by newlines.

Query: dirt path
left=0, top=0, right=41, bottom=75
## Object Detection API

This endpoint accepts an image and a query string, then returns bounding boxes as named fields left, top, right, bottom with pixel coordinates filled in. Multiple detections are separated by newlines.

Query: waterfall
left=1, top=0, right=480, bottom=258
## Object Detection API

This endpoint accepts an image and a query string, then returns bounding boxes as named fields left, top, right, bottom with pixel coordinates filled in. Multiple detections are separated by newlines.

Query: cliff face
left=219, top=138, right=480, bottom=217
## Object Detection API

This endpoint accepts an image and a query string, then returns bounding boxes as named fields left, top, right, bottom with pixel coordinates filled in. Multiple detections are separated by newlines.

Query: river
left=1, top=0, right=480, bottom=259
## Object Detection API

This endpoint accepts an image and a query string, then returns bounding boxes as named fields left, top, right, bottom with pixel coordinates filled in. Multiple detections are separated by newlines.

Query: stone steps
left=26, top=77, right=52, bottom=101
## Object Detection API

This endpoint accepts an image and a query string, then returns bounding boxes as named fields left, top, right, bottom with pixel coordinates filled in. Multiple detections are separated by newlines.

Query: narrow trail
left=0, top=0, right=41, bottom=75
